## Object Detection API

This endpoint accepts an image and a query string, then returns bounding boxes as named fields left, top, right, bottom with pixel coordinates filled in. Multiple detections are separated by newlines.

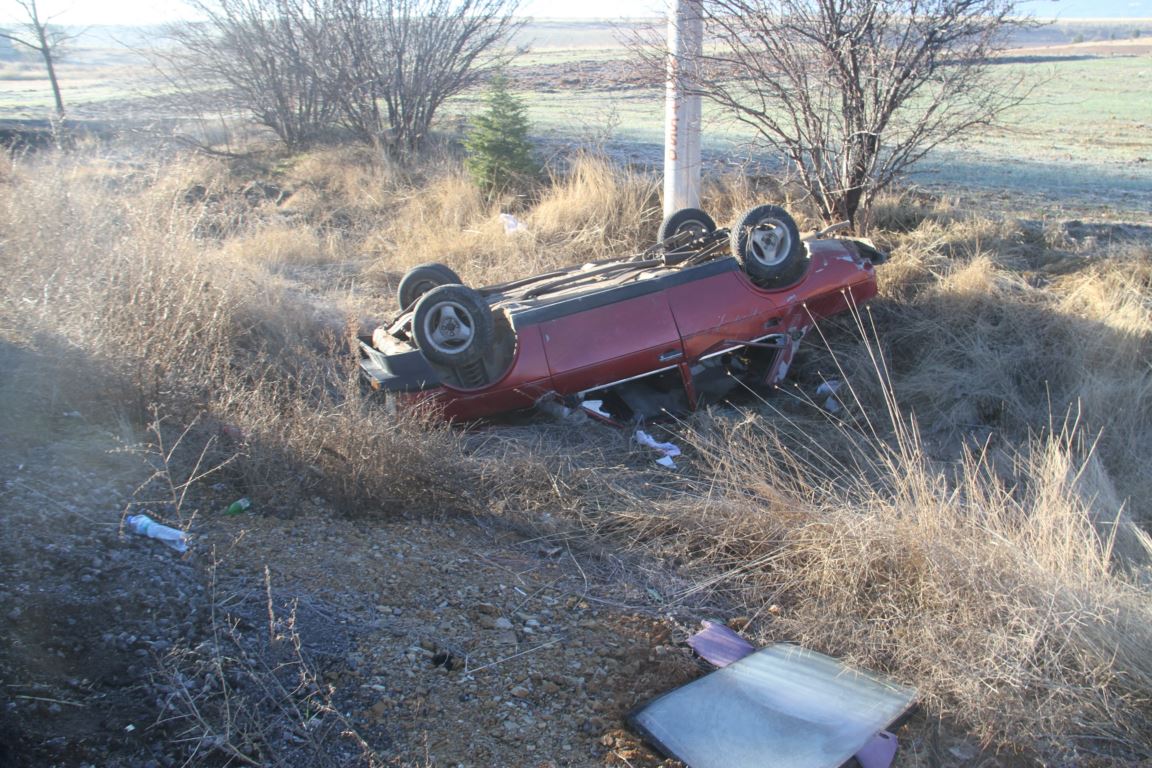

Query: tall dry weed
left=576, top=396, right=1152, bottom=754
left=360, top=170, right=542, bottom=293
left=206, top=364, right=471, bottom=516
left=529, top=153, right=662, bottom=256
left=857, top=213, right=1152, bottom=521
left=0, top=147, right=471, bottom=521
left=0, top=151, right=238, bottom=396
left=362, top=152, right=666, bottom=298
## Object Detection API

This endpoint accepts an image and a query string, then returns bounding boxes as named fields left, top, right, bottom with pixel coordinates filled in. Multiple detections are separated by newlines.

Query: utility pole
left=663, top=0, right=702, bottom=217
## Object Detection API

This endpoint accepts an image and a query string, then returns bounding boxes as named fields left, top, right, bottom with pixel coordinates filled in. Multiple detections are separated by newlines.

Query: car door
left=665, top=262, right=784, bottom=362
left=537, top=286, right=685, bottom=395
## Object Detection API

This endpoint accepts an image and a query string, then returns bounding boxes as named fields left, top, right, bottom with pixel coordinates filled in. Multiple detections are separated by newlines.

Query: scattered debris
left=632, top=634, right=916, bottom=768
left=856, top=730, right=899, bottom=768
left=499, top=213, right=524, bottom=234
left=685, top=622, right=907, bottom=768
left=686, top=620, right=755, bottom=668
left=816, top=379, right=843, bottom=413
left=218, top=423, right=246, bottom=442
left=634, top=429, right=681, bottom=468
left=580, top=399, right=612, bottom=419
left=125, top=514, right=189, bottom=553
left=224, top=498, right=252, bottom=516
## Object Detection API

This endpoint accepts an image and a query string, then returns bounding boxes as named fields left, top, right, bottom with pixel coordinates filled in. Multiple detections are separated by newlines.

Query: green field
left=2, top=21, right=1149, bottom=215
left=501, top=53, right=1152, bottom=217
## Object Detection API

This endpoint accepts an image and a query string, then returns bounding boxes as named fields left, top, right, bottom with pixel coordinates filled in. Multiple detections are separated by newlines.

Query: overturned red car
left=359, top=204, right=885, bottom=421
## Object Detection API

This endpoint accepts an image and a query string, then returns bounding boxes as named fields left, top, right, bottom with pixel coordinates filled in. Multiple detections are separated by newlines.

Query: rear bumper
left=358, top=337, right=443, bottom=392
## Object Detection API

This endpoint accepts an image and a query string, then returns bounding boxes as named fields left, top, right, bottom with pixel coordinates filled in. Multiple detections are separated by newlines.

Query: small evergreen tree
left=465, top=76, right=538, bottom=193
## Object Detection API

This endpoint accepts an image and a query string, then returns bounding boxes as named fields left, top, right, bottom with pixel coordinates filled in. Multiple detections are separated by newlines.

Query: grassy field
left=477, top=26, right=1152, bottom=217
left=8, top=50, right=1146, bottom=218
left=4, top=22, right=1151, bottom=201
left=502, top=54, right=1152, bottom=216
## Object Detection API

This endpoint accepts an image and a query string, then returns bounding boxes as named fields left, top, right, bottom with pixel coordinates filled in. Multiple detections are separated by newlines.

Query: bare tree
left=664, top=0, right=1037, bottom=227
left=301, top=0, right=523, bottom=151
left=164, top=0, right=343, bottom=149
left=163, top=0, right=521, bottom=153
left=1, top=0, right=74, bottom=116
left=363, top=0, right=523, bottom=153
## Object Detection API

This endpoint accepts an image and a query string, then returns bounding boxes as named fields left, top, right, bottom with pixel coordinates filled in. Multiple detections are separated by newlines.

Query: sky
left=2, top=0, right=1149, bottom=27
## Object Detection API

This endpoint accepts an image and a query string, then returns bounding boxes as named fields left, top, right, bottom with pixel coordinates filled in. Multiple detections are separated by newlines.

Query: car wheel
left=411, top=284, right=494, bottom=368
left=731, top=205, right=807, bottom=287
left=398, top=262, right=463, bottom=310
left=658, top=208, right=717, bottom=244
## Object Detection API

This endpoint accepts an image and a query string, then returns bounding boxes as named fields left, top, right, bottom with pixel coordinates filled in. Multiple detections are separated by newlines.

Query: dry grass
left=357, top=152, right=806, bottom=297
left=529, top=153, right=663, bottom=256
left=846, top=211, right=1152, bottom=523
left=2, top=142, right=1151, bottom=762
left=360, top=152, right=666, bottom=293
left=601, top=389, right=1152, bottom=754
left=0, top=147, right=467, bottom=519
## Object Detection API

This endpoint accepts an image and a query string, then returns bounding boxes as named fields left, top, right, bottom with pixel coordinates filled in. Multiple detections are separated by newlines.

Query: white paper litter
left=816, top=380, right=843, bottom=413
left=581, top=399, right=611, bottom=418
left=499, top=213, right=524, bottom=234
left=636, top=429, right=681, bottom=468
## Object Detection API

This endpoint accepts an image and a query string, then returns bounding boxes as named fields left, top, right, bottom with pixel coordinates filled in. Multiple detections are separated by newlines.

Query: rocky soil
left=0, top=340, right=1034, bottom=768
left=0, top=343, right=706, bottom=767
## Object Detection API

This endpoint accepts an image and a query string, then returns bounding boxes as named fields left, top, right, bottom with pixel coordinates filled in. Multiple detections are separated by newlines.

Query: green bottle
left=225, top=498, right=251, bottom=515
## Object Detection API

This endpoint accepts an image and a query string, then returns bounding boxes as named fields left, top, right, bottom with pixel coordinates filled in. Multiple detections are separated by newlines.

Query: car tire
left=411, top=284, right=494, bottom=368
left=731, top=205, right=807, bottom=288
left=658, top=208, right=717, bottom=244
left=398, top=262, right=464, bottom=310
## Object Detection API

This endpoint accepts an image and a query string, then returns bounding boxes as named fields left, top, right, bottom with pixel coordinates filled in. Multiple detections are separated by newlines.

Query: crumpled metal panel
left=630, top=644, right=916, bottom=768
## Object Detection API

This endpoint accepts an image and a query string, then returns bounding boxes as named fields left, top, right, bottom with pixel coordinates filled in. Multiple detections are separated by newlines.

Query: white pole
left=663, top=0, right=703, bottom=217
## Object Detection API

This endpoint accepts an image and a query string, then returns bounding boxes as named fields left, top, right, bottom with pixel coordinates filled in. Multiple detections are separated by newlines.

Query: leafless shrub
left=334, top=0, right=525, bottom=153
left=123, top=410, right=240, bottom=531
left=634, top=0, right=1040, bottom=227
left=161, top=0, right=344, bottom=149
left=153, top=566, right=383, bottom=767
left=161, top=0, right=522, bottom=152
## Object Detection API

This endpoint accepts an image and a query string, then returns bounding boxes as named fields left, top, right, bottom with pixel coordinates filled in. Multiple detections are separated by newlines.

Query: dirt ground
left=0, top=350, right=693, bottom=767
left=0, top=338, right=1028, bottom=767
left=1003, top=38, right=1152, bottom=57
